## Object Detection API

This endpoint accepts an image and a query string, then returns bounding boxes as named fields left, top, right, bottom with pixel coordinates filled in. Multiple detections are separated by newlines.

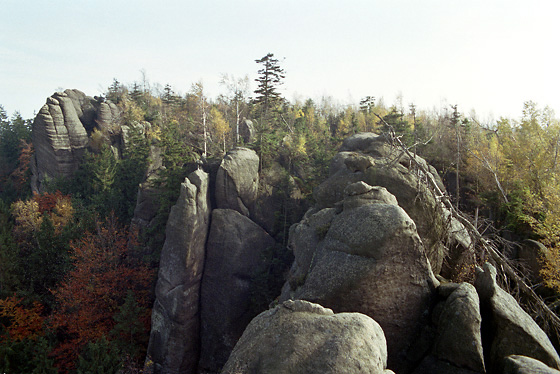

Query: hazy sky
left=1, top=0, right=559, bottom=121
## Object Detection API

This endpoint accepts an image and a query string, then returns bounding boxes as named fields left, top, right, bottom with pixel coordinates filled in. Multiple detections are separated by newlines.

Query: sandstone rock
left=199, top=209, right=277, bottom=373
left=215, top=147, right=259, bottom=217
left=146, top=169, right=211, bottom=374
left=238, top=119, right=255, bottom=143
left=281, top=186, right=437, bottom=373
left=475, top=262, right=560, bottom=372
left=434, top=283, right=485, bottom=372
left=221, top=300, right=392, bottom=374
left=503, top=355, right=560, bottom=374
left=313, top=132, right=464, bottom=275
left=31, top=89, right=121, bottom=191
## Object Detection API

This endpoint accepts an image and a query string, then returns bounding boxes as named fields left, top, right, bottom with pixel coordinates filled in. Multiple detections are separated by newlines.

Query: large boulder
left=280, top=182, right=437, bottom=373
left=434, top=282, right=485, bottom=372
left=221, top=300, right=393, bottom=374
left=198, top=209, right=277, bottom=373
left=145, top=169, right=211, bottom=374
left=503, top=355, right=560, bottom=374
left=313, top=132, right=469, bottom=275
left=475, top=262, right=560, bottom=372
left=215, top=147, right=259, bottom=217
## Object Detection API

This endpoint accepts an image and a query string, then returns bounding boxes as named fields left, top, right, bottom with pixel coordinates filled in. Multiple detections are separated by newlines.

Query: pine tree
left=254, top=53, right=285, bottom=118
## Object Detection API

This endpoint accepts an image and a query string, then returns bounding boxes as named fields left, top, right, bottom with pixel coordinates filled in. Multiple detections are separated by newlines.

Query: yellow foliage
left=210, top=108, right=229, bottom=136
left=52, top=196, right=74, bottom=234
left=11, top=199, right=42, bottom=236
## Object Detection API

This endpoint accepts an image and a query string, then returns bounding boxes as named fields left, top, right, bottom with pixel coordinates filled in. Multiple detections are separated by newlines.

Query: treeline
left=1, top=53, right=560, bottom=372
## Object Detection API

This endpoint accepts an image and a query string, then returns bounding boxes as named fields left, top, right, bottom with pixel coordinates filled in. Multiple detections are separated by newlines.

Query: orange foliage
left=50, top=216, right=153, bottom=371
left=33, top=191, right=74, bottom=233
left=0, top=295, right=45, bottom=342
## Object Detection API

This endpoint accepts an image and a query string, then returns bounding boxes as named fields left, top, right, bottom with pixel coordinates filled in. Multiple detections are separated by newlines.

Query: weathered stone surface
left=238, top=119, right=255, bottom=143
left=503, top=355, right=560, bottom=374
left=221, top=300, right=391, bottom=374
left=199, top=209, right=277, bottom=373
left=281, top=186, right=437, bottom=373
left=475, top=262, right=560, bottom=372
left=146, top=169, right=211, bottom=374
left=215, top=147, right=259, bottom=217
left=312, top=132, right=465, bottom=275
left=434, top=283, right=485, bottom=372
left=31, top=89, right=121, bottom=191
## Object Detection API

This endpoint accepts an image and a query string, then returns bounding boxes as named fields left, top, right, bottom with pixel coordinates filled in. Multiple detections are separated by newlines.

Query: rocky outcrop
left=433, top=283, right=485, bottom=372
left=280, top=181, right=438, bottom=373
left=31, top=89, right=121, bottom=191
left=198, top=209, right=277, bottom=373
left=237, top=119, right=255, bottom=143
left=313, top=132, right=470, bottom=275
left=475, top=262, right=560, bottom=372
left=221, top=300, right=394, bottom=374
left=503, top=355, right=560, bottom=374
left=146, top=169, right=211, bottom=374
left=215, top=147, right=259, bottom=217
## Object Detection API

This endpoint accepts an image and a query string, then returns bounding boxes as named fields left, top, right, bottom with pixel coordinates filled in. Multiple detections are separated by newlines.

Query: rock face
left=31, top=89, right=121, bottom=191
left=313, top=132, right=470, bottom=275
left=145, top=169, right=211, bottom=374
left=238, top=119, right=255, bottom=143
left=503, top=355, right=560, bottom=374
left=198, top=209, right=277, bottom=373
left=434, top=283, right=485, bottom=372
left=280, top=182, right=437, bottom=373
left=215, top=147, right=259, bottom=217
left=221, top=300, right=393, bottom=374
left=475, top=262, right=560, bottom=372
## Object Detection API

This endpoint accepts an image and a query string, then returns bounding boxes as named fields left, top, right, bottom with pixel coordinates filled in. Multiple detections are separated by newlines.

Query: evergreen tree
left=254, top=53, right=285, bottom=118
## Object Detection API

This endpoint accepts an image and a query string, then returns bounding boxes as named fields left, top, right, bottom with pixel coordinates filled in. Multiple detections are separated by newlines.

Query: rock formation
left=145, top=169, right=211, bottom=373
left=313, top=132, right=471, bottom=275
left=215, top=147, right=259, bottom=217
left=198, top=208, right=277, bottom=373
left=31, top=89, right=121, bottom=191
left=475, top=262, right=560, bottom=372
left=503, top=355, right=560, bottom=374
left=140, top=131, right=560, bottom=374
left=222, top=300, right=394, bottom=374
left=280, top=182, right=438, bottom=373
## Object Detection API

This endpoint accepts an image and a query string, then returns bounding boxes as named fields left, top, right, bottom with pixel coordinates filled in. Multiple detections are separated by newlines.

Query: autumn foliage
left=0, top=296, right=45, bottom=342
left=50, top=215, right=154, bottom=371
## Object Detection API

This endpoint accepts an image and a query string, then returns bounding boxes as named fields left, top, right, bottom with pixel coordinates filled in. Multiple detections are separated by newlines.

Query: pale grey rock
left=281, top=189, right=437, bottom=373
left=215, top=147, right=259, bottom=217
left=146, top=169, right=211, bottom=374
left=475, top=263, right=560, bottom=372
left=31, top=89, right=122, bottom=191
left=199, top=208, right=277, bottom=373
left=434, top=283, right=485, bottom=372
left=313, top=132, right=459, bottom=275
left=221, top=300, right=390, bottom=374
left=503, top=355, right=560, bottom=374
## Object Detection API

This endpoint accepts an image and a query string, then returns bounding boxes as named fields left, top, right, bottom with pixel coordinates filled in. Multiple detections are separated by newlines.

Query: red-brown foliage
left=0, top=295, right=45, bottom=342
left=49, top=215, right=154, bottom=371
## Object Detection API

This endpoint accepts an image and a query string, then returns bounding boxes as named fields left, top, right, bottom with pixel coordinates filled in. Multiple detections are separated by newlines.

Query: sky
left=1, top=0, right=559, bottom=121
